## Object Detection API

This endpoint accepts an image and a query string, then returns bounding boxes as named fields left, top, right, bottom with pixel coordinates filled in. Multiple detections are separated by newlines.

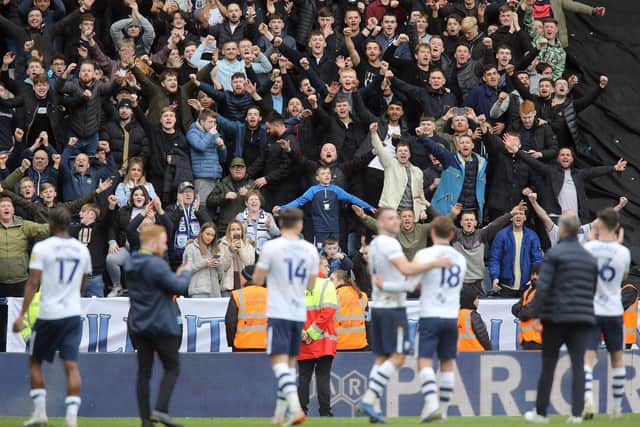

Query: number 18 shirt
left=408, top=245, right=467, bottom=319
left=583, top=240, right=630, bottom=317
left=257, top=236, right=319, bottom=322
left=29, top=236, right=92, bottom=320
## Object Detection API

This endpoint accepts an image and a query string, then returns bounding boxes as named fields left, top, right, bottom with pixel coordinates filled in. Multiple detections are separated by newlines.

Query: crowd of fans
left=0, top=0, right=628, bottom=304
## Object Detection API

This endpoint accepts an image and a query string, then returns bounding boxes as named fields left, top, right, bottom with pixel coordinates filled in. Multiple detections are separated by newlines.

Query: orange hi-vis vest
left=231, top=285, right=268, bottom=350
left=457, top=309, right=484, bottom=351
left=519, top=287, right=543, bottom=344
left=623, top=284, right=638, bottom=346
left=334, top=285, right=368, bottom=351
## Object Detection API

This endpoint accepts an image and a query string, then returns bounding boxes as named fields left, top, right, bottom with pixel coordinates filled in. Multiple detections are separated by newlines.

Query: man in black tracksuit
left=525, top=215, right=597, bottom=423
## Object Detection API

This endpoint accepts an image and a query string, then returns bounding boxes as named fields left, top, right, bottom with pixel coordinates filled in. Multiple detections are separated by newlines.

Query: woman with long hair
left=219, top=220, right=255, bottom=295
left=183, top=222, right=224, bottom=297
left=235, top=190, right=280, bottom=254
left=114, top=158, right=157, bottom=208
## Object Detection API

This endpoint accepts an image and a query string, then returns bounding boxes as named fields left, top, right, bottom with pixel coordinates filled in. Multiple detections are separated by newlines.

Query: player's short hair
left=375, top=207, right=396, bottom=219
left=80, top=203, right=100, bottom=217
left=139, top=224, right=167, bottom=245
left=558, top=214, right=580, bottom=237
left=597, top=207, right=620, bottom=232
left=430, top=216, right=455, bottom=239
left=49, top=206, right=72, bottom=234
left=278, top=208, right=304, bottom=230
left=323, top=237, right=339, bottom=247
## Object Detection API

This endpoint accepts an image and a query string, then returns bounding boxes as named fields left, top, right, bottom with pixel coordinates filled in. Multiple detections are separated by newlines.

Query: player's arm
left=390, top=255, right=452, bottom=276
left=252, top=267, right=267, bottom=286
left=11, top=269, right=42, bottom=333
left=80, top=274, right=88, bottom=297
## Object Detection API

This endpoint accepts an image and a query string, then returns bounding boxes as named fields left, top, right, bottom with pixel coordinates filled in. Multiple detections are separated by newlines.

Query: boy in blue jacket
left=274, top=166, right=374, bottom=249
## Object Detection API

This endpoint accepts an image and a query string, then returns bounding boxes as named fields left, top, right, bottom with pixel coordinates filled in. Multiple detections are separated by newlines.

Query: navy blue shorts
left=417, top=317, right=459, bottom=360
left=29, top=316, right=82, bottom=363
left=370, top=308, right=411, bottom=356
left=267, top=318, right=304, bottom=356
left=587, top=315, right=624, bottom=352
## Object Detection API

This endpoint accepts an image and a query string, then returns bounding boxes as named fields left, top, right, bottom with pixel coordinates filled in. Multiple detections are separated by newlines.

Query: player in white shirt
left=12, top=207, right=92, bottom=427
left=252, top=208, right=319, bottom=426
left=403, top=216, right=468, bottom=422
left=357, top=208, right=451, bottom=424
left=581, top=208, right=631, bottom=420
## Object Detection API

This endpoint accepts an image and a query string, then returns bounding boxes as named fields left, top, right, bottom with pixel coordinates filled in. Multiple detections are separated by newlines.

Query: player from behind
left=407, top=216, right=467, bottom=422
left=357, top=208, right=451, bottom=424
left=252, top=208, right=320, bottom=426
left=12, top=207, right=92, bottom=427
left=582, top=208, right=631, bottom=419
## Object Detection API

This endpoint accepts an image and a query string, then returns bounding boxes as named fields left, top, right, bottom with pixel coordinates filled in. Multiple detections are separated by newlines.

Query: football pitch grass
left=1, top=416, right=639, bottom=427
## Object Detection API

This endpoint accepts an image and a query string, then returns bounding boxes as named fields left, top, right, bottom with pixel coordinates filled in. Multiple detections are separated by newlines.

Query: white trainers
left=610, top=405, right=623, bottom=419
left=524, top=410, right=549, bottom=424
left=107, top=285, right=123, bottom=297
left=583, top=398, right=595, bottom=420
left=24, top=415, right=48, bottom=427
left=566, top=416, right=583, bottom=424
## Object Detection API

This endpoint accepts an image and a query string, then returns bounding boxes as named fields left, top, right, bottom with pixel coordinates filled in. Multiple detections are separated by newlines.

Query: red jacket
left=298, top=275, right=338, bottom=360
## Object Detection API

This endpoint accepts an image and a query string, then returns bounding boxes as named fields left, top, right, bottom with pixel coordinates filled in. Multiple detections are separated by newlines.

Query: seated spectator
left=114, top=158, right=157, bottom=208
left=489, top=209, right=544, bottom=298
left=0, top=195, right=49, bottom=297
left=457, top=287, right=492, bottom=351
left=183, top=222, right=224, bottom=298
left=235, top=189, right=279, bottom=255
left=322, top=238, right=353, bottom=275
left=219, top=220, right=256, bottom=295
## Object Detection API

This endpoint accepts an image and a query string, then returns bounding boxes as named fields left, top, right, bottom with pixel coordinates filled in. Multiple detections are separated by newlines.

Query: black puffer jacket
left=99, top=118, right=149, bottom=168
left=533, top=236, right=597, bottom=325
left=56, top=77, right=119, bottom=138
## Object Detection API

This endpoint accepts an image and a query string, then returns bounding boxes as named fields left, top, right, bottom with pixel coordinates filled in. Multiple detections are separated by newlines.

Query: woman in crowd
left=235, top=189, right=280, bottom=255
left=114, top=158, right=157, bottom=208
left=219, top=220, right=255, bottom=296
left=183, top=222, right=225, bottom=298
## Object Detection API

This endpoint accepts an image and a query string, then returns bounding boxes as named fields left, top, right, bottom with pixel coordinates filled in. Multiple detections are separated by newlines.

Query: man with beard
left=21, top=131, right=60, bottom=196
left=207, top=158, right=258, bottom=231
left=56, top=60, right=123, bottom=156
left=383, top=36, right=432, bottom=87
left=354, top=39, right=383, bottom=88
left=99, top=99, right=149, bottom=171
left=216, top=106, right=267, bottom=161
left=207, top=2, right=257, bottom=46
left=389, top=68, right=457, bottom=121
left=464, top=65, right=505, bottom=133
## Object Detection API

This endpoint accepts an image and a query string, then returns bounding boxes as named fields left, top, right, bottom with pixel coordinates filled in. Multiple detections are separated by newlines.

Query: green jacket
left=525, top=0, right=593, bottom=48
left=0, top=216, right=49, bottom=284
left=2, top=190, right=96, bottom=223
left=1, top=167, right=25, bottom=192
left=525, top=9, right=567, bottom=80
left=206, top=175, right=258, bottom=231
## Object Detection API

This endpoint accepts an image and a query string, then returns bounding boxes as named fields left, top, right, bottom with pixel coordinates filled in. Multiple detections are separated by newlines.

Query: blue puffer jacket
left=418, top=136, right=487, bottom=219
left=186, top=122, right=228, bottom=180
left=489, top=225, right=544, bottom=289
left=125, top=251, right=191, bottom=337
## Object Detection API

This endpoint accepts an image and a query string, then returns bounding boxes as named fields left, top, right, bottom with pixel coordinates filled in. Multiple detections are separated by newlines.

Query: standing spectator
left=99, top=100, right=149, bottom=172
left=235, top=189, right=280, bottom=255
left=59, top=138, right=116, bottom=202
left=219, top=220, right=256, bottom=295
left=512, top=263, right=543, bottom=350
left=20, top=131, right=60, bottom=197
left=207, top=158, right=258, bottom=231
left=0, top=196, right=49, bottom=297
left=525, top=215, right=598, bottom=424
left=206, top=2, right=257, bottom=46
left=489, top=209, right=544, bottom=298
left=125, top=225, right=192, bottom=427
left=224, top=265, right=268, bottom=352
left=297, top=256, right=338, bottom=417
left=186, top=109, right=228, bottom=207
left=114, top=158, right=157, bottom=208
left=275, top=166, right=373, bottom=249
left=183, top=222, right=224, bottom=298
left=109, top=0, right=156, bottom=56
left=528, top=18, right=566, bottom=80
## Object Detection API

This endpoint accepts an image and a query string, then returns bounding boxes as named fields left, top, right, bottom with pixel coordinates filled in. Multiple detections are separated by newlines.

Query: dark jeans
left=130, top=333, right=181, bottom=420
left=495, top=284, right=522, bottom=298
left=463, top=280, right=486, bottom=298
left=298, top=355, right=334, bottom=416
left=535, top=322, right=590, bottom=417
left=0, top=281, right=26, bottom=297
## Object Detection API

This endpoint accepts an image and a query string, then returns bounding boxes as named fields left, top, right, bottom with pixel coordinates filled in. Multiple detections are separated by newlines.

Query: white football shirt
left=369, top=234, right=407, bottom=309
left=257, top=236, right=319, bottom=322
left=583, top=240, right=630, bottom=316
left=408, top=245, right=468, bottom=319
left=29, top=236, right=92, bottom=320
